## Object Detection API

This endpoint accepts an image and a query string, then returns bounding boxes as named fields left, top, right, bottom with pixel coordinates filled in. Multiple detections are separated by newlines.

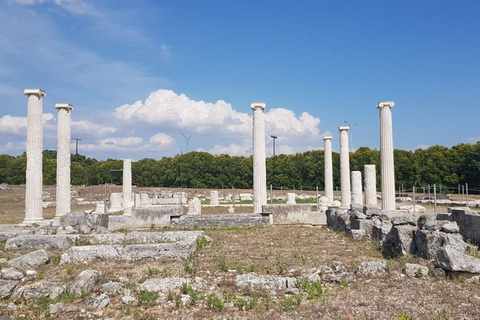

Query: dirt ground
left=1, top=186, right=480, bottom=319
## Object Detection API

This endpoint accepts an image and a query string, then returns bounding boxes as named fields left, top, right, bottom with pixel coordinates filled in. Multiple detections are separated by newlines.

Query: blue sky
left=0, top=0, right=479, bottom=160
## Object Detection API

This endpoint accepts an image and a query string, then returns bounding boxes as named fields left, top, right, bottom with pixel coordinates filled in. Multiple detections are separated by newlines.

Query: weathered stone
left=25, top=270, right=37, bottom=277
left=60, top=245, right=122, bottom=264
left=377, top=101, right=396, bottom=210
left=414, top=230, right=468, bottom=259
left=384, top=225, right=416, bottom=256
left=371, top=222, right=392, bottom=242
left=122, top=295, right=137, bottom=304
left=86, top=294, right=110, bottom=309
left=77, top=233, right=125, bottom=245
left=326, top=208, right=350, bottom=232
left=286, top=193, right=296, bottom=204
left=448, top=208, right=480, bottom=245
left=171, top=214, right=269, bottom=227
left=351, top=219, right=373, bottom=235
left=357, top=261, right=387, bottom=275
left=441, top=222, right=460, bottom=234
left=16, top=281, right=64, bottom=299
left=399, top=205, right=427, bottom=214
left=101, top=281, right=123, bottom=295
left=431, top=267, right=446, bottom=279
left=0, top=280, right=18, bottom=299
left=392, top=214, right=416, bottom=226
left=60, top=212, right=108, bottom=234
left=187, top=197, right=201, bottom=215
left=435, top=245, right=480, bottom=274
left=331, top=200, right=341, bottom=207
left=0, top=230, right=32, bottom=242
left=332, top=261, right=347, bottom=272
left=122, top=243, right=194, bottom=261
left=138, top=277, right=189, bottom=293
left=124, top=231, right=205, bottom=244
left=49, top=302, right=79, bottom=315
left=262, top=204, right=323, bottom=225
left=351, top=229, right=366, bottom=240
left=350, top=203, right=363, bottom=213
left=364, top=207, right=382, bottom=217
left=404, top=263, right=429, bottom=277
left=5, top=235, right=77, bottom=251
left=235, top=273, right=296, bottom=291
left=8, top=249, right=49, bottom=271
left=71, top=270, right=100, bottom=295
left=1, top=268, right=23, bottom=280
left=351, top=210, right=366, bottom=220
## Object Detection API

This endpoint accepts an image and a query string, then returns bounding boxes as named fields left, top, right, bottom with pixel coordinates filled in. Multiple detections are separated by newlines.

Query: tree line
left=0, top=142, right=479, bottom=193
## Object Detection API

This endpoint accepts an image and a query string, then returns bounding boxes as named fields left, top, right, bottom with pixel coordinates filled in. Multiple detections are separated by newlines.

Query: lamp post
left=343, top=120, right=356, bottom=151
left=72, top=138, right=81, bottom=155
left=270, top=135, right=277, bottom=157
left=180, top=133, right=193, bottom=154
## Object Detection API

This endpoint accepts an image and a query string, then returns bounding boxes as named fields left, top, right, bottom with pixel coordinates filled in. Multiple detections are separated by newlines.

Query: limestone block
left=0, top=280, right=18, bottom=299
left=122, top=243, right=193, bottom=261
left=351, top=219, right=373, bottom=235
left=109, top=193, right=123, bottom=212
left=60, top=211, right=108, bottom=234
left=356, top=261, right=387, bottom=275
left=326, top=208, right=350, bottom=232
left=235, top=273, right=297, bottom=291
left=71, top=270, right=101, bottom=295
left=60, top=245, right=123, bottom=264
left=399, top=205, right=427, bottom=214
left=94, top=203, right=105, bottom=214
left=1, top=268, right=24, bottom=280
left=15, top=281, right=64, bottom=300
left=86, top=294, right=110, bottom=309
left=171, top=214, right=269, bottom=227
left=404, top=263, right=429, bottom=277
left=8, top=250, right=49, bottom=271
left=5, top=235, right=77, bottom=251
left=210, top=191, right=219, bottom=206
left=138, top=277, right=190, bottom=293
left=414, top=230, right=468, bottom=259
left=187, top=197, right=201, bottom=215
left=441, top=222, right=460, bottom=233
left=435, top=245, right=480, bottom=274
left=384, top=225, right=416, bottom=256
left=286, top=193, right=296, bottom=204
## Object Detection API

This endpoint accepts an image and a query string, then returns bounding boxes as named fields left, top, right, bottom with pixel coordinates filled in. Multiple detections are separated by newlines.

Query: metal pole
left=413, top=186, right=416, bottom=213
left=466, top=183, right=469, bottom=207
left=428, top=184, right=431, bottom=203
left=104, top=183, right=107, bottom=214
left=462, top=185, right=465, bottom=203
left=316, top=186, right=319, bottom=209
left=270, top=184, right=273, bottom=205
left=232, top=186, right=235, bottom=213
left=434, top=184, right=437, bottom=214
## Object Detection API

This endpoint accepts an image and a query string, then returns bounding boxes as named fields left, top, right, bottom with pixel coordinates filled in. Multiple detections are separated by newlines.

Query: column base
left=21, top=217, right=44, bottom=226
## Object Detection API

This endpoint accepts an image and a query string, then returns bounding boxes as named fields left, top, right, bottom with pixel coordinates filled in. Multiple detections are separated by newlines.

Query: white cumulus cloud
left=208, top=143, right=252, bottom=156
left=149, top=133, right=175, bottom=148
left=71, top=120, right=117, bottom=136
left=0, top=113, right=55, bottom=135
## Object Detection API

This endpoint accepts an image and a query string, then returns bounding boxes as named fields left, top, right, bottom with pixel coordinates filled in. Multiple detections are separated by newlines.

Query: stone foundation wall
left=447, top=208, right=480, bottom=245
left=262, top=204, right=326, bottom=225
left=170, top=214, right=270, bottom=227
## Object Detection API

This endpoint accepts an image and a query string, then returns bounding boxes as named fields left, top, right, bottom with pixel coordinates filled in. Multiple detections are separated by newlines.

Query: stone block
left=371, top=222, right=392, bottom=242
left=414, top=230, right=468, bottom=259
left=404, top=263, right=429, bottom=277
left=357, top=261, right=387, bottom=275
left=384, top=225, right=416, bottom=256
left=8, top=250, right=49, bottom=271
left=435, top=245, right=480, bottom=274
left=5, top=235, right=77, bottom=251
left=351, top=219, right=373, bottom=235
left=0, top=280, right=18, bottom=299
left=60, top=212, right=108, bottom=234
left=60, top=245, right=123, bottom=264
left=122, top=243, right=194, bottom=261
left=262, top=204, right=324, bottom=225
left=326, top=208, right=350, bottom=232
left=170, top=214, right=269, bottom=227
left=235, top=273, right=297, bottom=291
left=138, top=277, right=189, bottom=293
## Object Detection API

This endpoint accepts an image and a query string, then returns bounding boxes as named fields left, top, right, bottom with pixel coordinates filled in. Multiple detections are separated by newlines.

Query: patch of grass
left=37, top=272, right=44, bottom=280
left=184, top=262, right=196, bottom=274
left=34, top=296, right=52, bottom=317
left=247, top=292, right=260, bottom=310
left=275, top=254, right=288, bottom=273
left=57, top=290, right=77, bottom=304
left=437, top=310, right=451, bottom=320
left=50, top=253, right=61, bottom=264
left=415, top=268, right=424, bottom=278
left=0, top=242, right=5, bottom=250
left=280, top=295, right=302, bottom=310
left=80, top=290, right=92, bottom=299
left=263, top=291, right=271, bottom=310
left=137, top=290, right=158, bottom=306
left=150, top=223, right=155, bottom=230
left=247, top=263, right=257, bottom=273
left=174, top=292, right=182, bottom=309
left=196, top=236, right=209, bottom=251
left=300, top=279, right=326, bottom=300
left=148, top=268, right=168, bottom=277
left=339, top=278, right=349, bottom=287
left=300, top=255, right=307, bottom=264
left=234, top=298, right=246, bottom=311
left=218, top=259, right=228, bottom=272
left=206, top=293, right=224, bottom=311
left=113, top=227, right=129, bottom=233
left=66, top=267, right=74, bottom=275
left=398, top=312, right=414, bottom=320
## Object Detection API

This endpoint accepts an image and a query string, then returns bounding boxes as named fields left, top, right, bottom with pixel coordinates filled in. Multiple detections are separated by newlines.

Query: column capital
left=55, top=103, right=73, bottom=111
left=338, top=126, right=349, bottom=132
left=251, top=102, right=266, bottom=110
left=323, top=135, right=332, bottom=141
left=24, top=89, right=46, bottom=97
left=376, top=101, right=395, bottom=109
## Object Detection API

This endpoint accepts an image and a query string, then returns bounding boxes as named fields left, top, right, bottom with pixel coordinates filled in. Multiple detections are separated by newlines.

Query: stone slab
left=170, top=214, right=269, bottom=227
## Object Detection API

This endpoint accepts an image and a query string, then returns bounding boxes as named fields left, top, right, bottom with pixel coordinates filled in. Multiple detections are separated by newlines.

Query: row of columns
left=23, top=89, right=73, bottom=224
left=251, top=100, right=396, bottom=212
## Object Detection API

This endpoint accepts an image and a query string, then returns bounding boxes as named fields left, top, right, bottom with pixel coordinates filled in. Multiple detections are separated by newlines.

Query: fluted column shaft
left=377, top=101, right=396, bottom=211
left=364, top=164, right=377, bottom=207
left=123, top=159, right=132, bottom=215
left=251, top=102, right=267, bottom=213
left=24, top=89, right=46, bottom=224
left=323, top=136, right=333, bottom=203
left=55, top=104, right=73, bottom=219
left=351, top=171, right=363, bottom=205
left=339, top=127, right=351, bottom=208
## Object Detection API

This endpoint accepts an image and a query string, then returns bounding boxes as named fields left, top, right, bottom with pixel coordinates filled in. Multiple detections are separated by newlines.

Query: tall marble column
left=339, top=126, right=351, bottom=208
left=351, top=171, right=363, bottom=205
left=54, top=103, right=73, bottom=219
left=251, top=102, right=267, bottom=213
left=323, top=136, right=334, bottom=204
left=23, top=89, right=46, bottom=224
left=123, top=159, right=132, bottom=215
left=364, top=164, right=377, bottom=207
left=377, top=101, right=396, bottom=211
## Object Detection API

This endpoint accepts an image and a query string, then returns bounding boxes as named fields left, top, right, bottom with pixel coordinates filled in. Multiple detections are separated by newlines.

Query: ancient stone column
left=123, top=159, right=132, bottom=215
left=323, top=136, right=334, bottom=204
left=54, top=103, right=73, bottom=220
left=364, top=164, right=377, bottom=207
left=109, top=193, right=123, bottom=212
left=377, top=101, right=396, bottom=211
left=339, top=126, right=351, bottom=208
left=23, top=89, right=46, bottom=224
left=286, top=193, right=296, bottom=204
left=351, top=171, right=363, bottom=205
left=251, top=102, right=267, bottom=213
left=210, top=191, right=219, bottom=206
